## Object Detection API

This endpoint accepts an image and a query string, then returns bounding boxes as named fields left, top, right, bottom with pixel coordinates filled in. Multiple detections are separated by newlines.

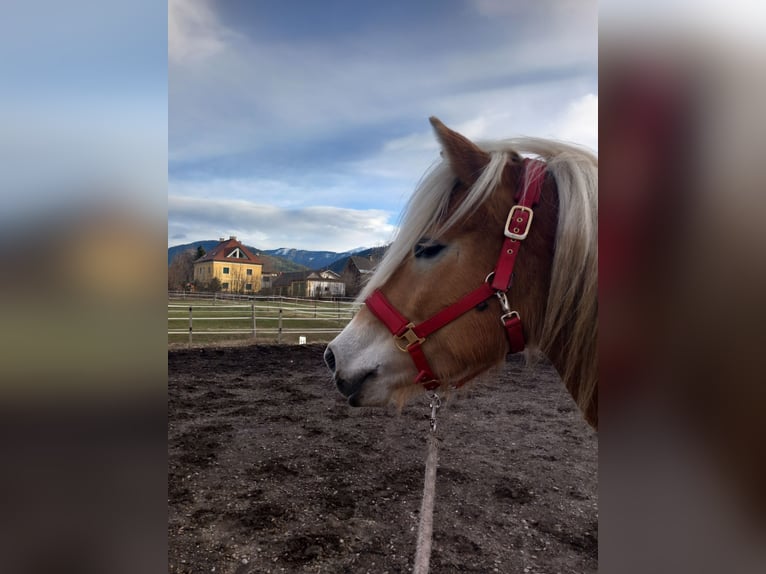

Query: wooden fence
left=168, top=295, right=360, bottom=346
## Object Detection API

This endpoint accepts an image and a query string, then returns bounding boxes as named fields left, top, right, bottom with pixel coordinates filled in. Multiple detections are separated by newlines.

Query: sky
left=168, top=0, right=597, bottom=252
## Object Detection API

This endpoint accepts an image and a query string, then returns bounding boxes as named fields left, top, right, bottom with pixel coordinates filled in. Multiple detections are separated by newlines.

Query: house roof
left=272, top=271, right=308, bottom=287
left=272, top=269, right=344, bottom=287
left=348, top=255, right=378, bottom=273
left=194, top=237, right=262, bottom=266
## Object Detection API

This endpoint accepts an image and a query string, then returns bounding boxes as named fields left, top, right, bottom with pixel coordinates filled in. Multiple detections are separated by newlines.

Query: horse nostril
left=323, top=347, right=336, bottom=372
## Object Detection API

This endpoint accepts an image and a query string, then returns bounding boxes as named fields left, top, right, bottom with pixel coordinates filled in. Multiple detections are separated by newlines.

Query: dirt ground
left=168, top=344, right=597, bottom=573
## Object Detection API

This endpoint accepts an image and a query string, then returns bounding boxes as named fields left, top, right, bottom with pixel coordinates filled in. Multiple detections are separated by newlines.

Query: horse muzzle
left=324, top=346, right=380, bottom=406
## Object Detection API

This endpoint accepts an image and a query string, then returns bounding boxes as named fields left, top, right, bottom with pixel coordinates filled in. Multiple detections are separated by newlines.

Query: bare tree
left=168, top=250, right=196, bottom=291
left=228, top=265, right=247, bottom=294
left=226, top=265, right=260, bottom=294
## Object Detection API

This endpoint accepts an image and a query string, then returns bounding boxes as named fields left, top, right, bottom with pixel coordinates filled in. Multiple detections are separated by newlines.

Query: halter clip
left=427, top=392, right=441, bottom=433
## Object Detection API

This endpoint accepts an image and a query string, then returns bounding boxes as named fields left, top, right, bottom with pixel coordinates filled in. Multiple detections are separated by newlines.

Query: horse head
left=325, top=118, right=598, bottom=427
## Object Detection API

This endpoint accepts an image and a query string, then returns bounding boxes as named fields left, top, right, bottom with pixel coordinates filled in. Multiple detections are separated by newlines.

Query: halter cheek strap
left=365, top=158, right=547, bottom=391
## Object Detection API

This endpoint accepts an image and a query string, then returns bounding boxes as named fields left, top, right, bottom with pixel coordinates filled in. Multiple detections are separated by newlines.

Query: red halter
left=364, top=158, right=547, bottom=391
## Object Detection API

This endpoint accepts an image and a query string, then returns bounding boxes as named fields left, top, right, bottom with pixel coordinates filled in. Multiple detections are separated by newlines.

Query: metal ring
left=484, top=271, right=495, bottom=284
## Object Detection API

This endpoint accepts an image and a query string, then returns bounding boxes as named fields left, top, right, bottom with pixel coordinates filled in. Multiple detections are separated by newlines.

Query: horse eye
left=414, top=241, right=446, bottom=259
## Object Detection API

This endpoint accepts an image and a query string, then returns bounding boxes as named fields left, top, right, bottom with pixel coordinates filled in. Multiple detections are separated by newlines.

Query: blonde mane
left=360, top=138, right=598, bottom=420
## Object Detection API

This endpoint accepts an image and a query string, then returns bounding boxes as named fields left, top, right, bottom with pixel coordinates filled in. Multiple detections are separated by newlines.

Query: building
left=341, top=254, right=381, bottom=298
left=193, top=236, right=263, bottom=293
left=272, top=270, right=346, bottom=298
left=259, top=272, right=279, bottom=293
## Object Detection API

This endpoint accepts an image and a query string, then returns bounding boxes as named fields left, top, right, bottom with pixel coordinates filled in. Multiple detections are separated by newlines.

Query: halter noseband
left=364, top=158, right=547, bottom=391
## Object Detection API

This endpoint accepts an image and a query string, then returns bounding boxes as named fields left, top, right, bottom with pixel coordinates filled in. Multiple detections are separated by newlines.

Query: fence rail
left=168, top=295, right=361, bottom=346
left=168, top=291, right=358, bottom=303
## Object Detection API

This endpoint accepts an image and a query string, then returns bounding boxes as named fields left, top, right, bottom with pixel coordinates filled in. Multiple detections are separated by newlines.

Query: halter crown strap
left=491, top=158, right=546, bottom=291
left=365, top=158, right=547, bottom=390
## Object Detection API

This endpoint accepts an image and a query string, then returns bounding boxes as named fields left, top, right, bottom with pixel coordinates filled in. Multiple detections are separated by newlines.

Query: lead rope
left=413, top=392, right=441, bottom=574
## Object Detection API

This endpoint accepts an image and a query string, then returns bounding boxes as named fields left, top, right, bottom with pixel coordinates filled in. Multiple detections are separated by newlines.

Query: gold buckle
left=395, top=323, right=426, bottom=352
left=504, top=205, right=534, bottom=240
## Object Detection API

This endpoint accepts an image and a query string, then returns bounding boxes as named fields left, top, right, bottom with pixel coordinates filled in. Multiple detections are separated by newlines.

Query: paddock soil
left=169, top=344, right=597, bottom=573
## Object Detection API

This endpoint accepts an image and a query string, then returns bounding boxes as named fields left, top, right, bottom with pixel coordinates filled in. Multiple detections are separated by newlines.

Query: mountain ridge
left=262, top=246, right=369, bottom=270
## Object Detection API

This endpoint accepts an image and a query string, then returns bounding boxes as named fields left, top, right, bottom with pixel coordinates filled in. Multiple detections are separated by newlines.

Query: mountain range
left=264, top=246, right=370, bottom=269
left=167, top=241, right=382, bottom=273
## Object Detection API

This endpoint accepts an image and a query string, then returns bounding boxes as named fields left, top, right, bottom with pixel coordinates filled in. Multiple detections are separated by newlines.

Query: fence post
left=251, top=302, right=257, bottom=341
left=278, top=307, right=283, bottom=344
left=188, top=306, right=193, bottom=347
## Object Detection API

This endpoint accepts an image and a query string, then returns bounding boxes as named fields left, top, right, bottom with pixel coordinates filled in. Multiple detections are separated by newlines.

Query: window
left=222, top=282, right=229, bottom=290
left=226, top=248, right=249, bottom=259
left=246, top=268, right=253, bottom=276
left=222, top=267, right=230, bottom=274
left=245, top=284, right=252, bottom=290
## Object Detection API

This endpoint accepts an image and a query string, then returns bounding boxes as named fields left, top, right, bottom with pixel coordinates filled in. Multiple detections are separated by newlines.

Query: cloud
left=169, top=0, right=229, bottom=64
left=169, top=172, right=408, bottom=216
left=169, top=1, right=596, bottom=166
left=350, top=83, right=597, bottom=189
left=168, top=195, right=396, bottom=251
left=472, top=0, right=597, bottom=20
left=550, top=93, right=598, bottom=151
left=168, top=1, right=597, bottom=249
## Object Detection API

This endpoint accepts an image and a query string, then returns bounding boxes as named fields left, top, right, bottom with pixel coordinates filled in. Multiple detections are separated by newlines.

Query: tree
left=195, top=245, right=206, bottom=260
left=168, top=250, right=196, bottom=291
left=207, top=277, right=221, bottom=293
left=231, top=265, right=255, bottom=294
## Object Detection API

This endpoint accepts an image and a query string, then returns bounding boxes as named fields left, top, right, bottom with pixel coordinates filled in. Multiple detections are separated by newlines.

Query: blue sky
left=169, top=0, right=597, bottom=251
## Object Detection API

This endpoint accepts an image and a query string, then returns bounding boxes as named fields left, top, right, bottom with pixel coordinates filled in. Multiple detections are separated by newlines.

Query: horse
left=324, top=117, right=597, bottom=428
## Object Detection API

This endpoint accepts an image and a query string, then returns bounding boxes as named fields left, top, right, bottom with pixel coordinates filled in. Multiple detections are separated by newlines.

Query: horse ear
left=429, top=116, right=490, bottom=185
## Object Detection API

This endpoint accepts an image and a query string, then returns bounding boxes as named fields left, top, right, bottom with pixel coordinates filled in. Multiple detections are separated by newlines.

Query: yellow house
left=193, top=236, right=263, bottom=293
